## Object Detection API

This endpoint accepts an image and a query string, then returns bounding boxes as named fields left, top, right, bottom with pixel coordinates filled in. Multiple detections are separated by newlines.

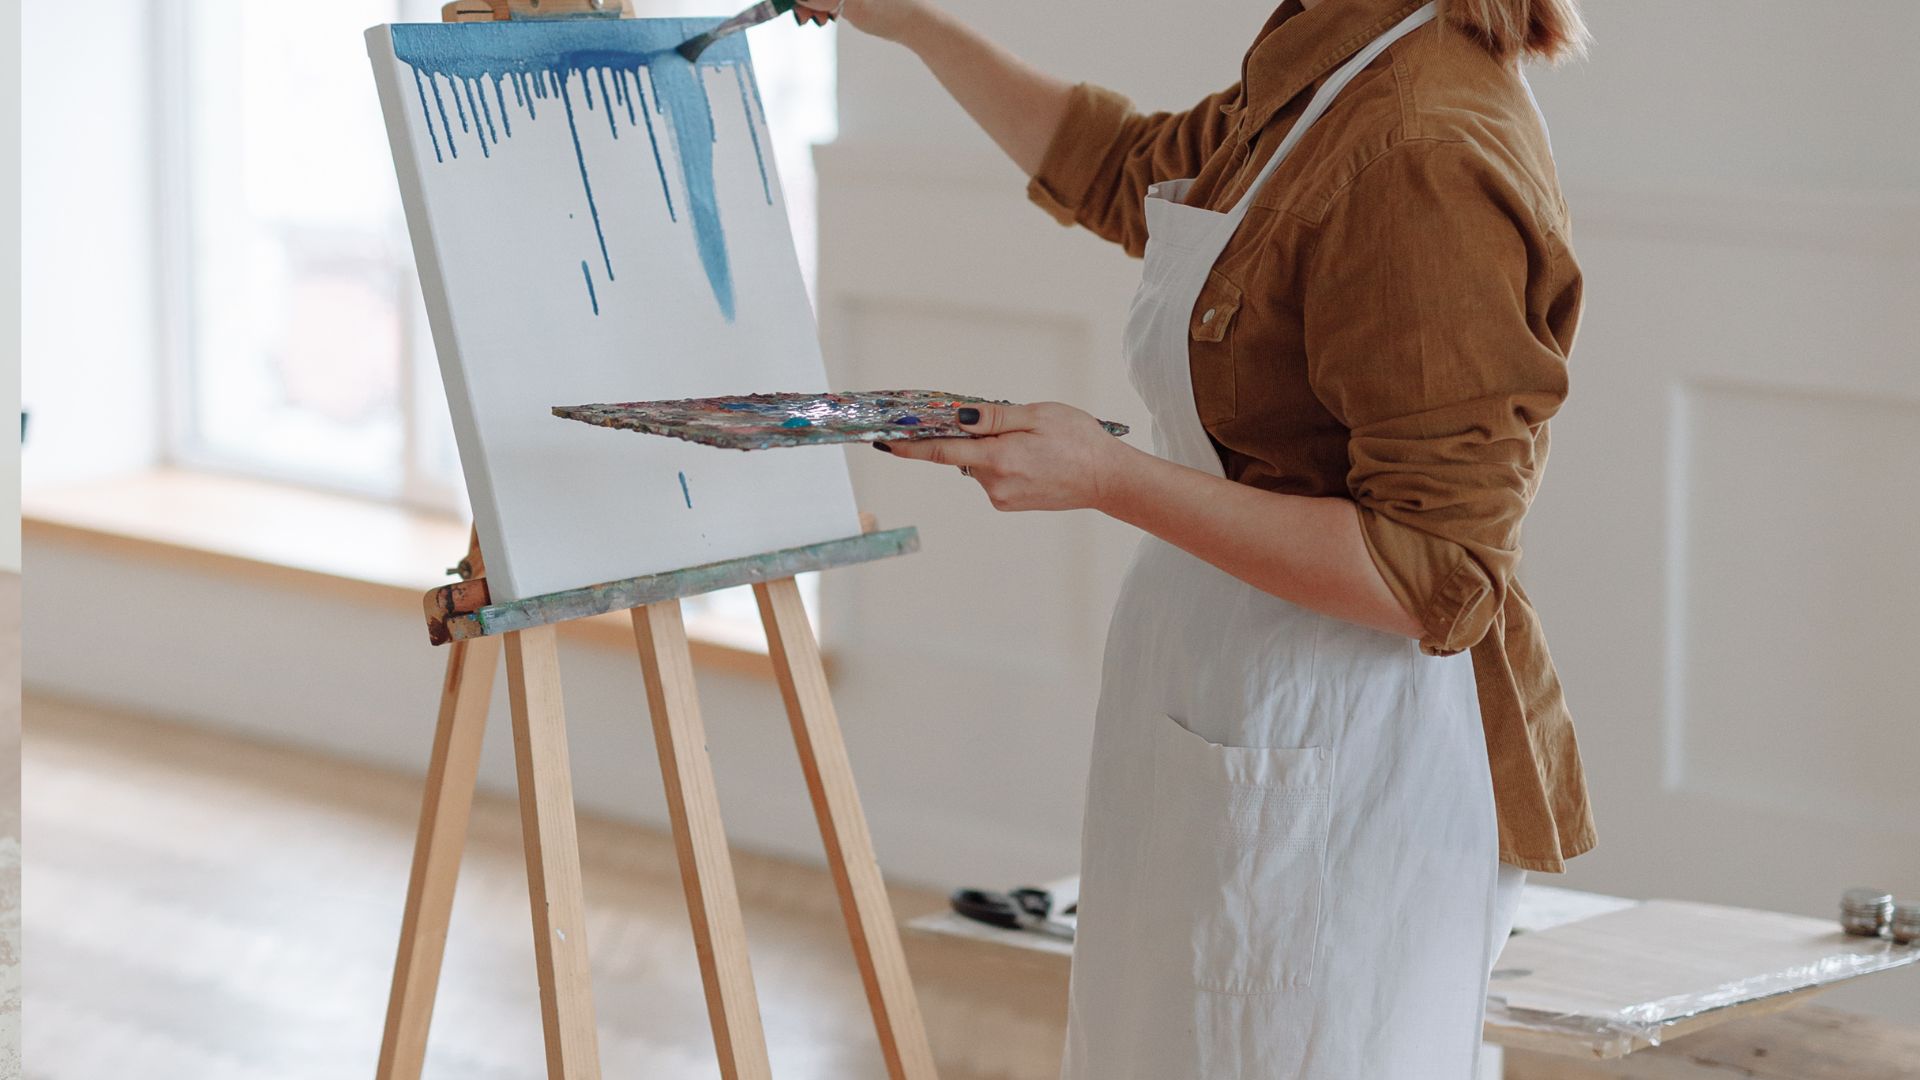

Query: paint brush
left=676, top=0, right=800, bottom=62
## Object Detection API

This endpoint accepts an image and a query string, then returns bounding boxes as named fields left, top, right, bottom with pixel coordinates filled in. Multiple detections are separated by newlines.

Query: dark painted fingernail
left=872, top=441, right=893, bottom=453
left=957, top=407, right=981, bottom=425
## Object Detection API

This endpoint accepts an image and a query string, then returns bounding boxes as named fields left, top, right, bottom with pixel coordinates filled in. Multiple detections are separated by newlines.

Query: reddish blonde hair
left=1445, top=0, right=1590, bottom=65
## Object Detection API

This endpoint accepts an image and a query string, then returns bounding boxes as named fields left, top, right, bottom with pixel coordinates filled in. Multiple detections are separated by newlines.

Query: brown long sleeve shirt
left=1029, top=0, right=1595, bottom=871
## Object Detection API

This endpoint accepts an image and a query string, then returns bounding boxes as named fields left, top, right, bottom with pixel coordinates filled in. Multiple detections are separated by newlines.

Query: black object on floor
left=950, top=886, right=1074, bottom=941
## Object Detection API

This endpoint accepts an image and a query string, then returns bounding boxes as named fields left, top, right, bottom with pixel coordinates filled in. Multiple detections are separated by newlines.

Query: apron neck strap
left=1229, top=1, right=1441, bottom=218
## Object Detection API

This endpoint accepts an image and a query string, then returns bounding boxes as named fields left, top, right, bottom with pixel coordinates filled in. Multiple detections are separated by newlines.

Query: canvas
left=367, top=17, right=860, bottom=601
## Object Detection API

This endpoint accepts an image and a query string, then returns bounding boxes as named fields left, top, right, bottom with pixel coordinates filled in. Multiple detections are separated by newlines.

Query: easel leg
left=506, top=626, right=604, bottom=1080
left=377, top=635, right=500, bottom=1080
left=754, top=579, right=939, bottom=1080
left=632, top=601, right=774, bottom=1080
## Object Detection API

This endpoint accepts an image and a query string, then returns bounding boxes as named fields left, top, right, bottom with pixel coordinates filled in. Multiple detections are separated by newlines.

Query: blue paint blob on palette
left=553, top=391, right=1131, bottom=451
left=389, top=18, right=774, bottom=321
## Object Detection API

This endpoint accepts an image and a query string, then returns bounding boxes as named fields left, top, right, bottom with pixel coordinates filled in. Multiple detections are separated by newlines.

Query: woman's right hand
left=796, top=0, right=929, bottom=43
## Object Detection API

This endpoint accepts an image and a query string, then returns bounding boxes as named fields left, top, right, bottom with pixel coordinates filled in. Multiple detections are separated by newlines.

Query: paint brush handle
left=713, top=0, right=799, bottom=38
left=678, top=0, right=800, bottom=61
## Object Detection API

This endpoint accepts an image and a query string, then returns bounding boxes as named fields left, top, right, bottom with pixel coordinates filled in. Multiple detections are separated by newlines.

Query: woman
left=804, top=0, right=1598, bottom=1074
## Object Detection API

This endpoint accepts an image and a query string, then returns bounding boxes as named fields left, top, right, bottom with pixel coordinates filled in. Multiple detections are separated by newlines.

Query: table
left=902, top=878, right=1920, bottom=1075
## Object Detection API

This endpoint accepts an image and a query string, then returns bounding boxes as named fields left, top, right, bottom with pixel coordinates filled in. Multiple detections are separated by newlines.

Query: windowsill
left=22, top=468, right=778, bottom=679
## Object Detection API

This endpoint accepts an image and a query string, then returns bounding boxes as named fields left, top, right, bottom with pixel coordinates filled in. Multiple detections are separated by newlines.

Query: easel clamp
left=441, top=0, right=633, bottom=23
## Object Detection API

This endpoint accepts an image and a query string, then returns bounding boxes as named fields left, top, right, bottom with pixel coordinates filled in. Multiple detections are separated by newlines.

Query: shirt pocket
left=1153, top=714, right=1332, bottom=995
left=1188, top=270, right=1242, bottom=426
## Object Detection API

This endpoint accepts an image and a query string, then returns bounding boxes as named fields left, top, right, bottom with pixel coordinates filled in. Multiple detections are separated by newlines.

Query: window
left=170, top=1, right=447, bottom=506
left=163, top=1, right=837, bottom=621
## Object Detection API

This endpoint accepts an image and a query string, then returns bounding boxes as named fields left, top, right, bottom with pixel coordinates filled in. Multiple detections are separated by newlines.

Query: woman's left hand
left=877, top=401, right=1135, bottom=513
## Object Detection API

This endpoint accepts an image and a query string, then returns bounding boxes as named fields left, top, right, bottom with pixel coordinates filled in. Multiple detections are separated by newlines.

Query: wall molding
left=819, top=139, right=1920, bottom=261
left=1565, top=183, right=1920, bottom=259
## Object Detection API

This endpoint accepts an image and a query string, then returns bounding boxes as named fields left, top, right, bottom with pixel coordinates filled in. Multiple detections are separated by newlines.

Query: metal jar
left=1840, top=888, right=1894, bottom=938
left=1891, top=902, right=1920, bottom=946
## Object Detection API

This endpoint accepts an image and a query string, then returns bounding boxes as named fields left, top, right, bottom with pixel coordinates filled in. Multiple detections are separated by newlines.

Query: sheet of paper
left=1509, top=882, right=1640, bottom=935
left=368, top=18, right=859, bottom=600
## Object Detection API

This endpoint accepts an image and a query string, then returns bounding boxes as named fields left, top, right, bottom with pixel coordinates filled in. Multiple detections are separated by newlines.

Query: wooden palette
left=554, top=390, right=1131, bottom=451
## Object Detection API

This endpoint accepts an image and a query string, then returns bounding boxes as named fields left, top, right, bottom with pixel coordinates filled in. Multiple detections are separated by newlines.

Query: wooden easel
left=375, top=7, right=939, bottom=1078
left=381, top=514, right=936, bottom=1080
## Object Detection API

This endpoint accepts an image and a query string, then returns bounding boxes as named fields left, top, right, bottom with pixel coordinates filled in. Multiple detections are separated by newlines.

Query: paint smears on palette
left=554, top=391, right=1131, bottom=451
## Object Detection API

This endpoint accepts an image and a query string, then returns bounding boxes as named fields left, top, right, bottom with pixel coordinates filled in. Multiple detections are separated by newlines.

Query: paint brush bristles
left=676, top=32, right=717, bottom=62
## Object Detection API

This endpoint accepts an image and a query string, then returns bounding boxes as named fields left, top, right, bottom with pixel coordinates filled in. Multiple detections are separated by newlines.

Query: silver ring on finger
left=959, top=465, right=973, bottom=478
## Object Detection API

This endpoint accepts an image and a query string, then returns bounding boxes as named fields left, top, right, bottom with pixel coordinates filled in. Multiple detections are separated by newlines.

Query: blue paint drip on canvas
left=389, top=19, right=774, bottom=322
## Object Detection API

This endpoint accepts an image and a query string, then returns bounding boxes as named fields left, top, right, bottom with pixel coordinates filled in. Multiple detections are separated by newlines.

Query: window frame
left=153, top=0, right=465, bottom=517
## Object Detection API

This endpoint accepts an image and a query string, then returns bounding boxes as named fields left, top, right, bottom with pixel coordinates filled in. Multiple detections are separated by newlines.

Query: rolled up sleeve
left=1026, top=82, right=1241, bottom=254
left=1304, top=139, right=1571, bottom=656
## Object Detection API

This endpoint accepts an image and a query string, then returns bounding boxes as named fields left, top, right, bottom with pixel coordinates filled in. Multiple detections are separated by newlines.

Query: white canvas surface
left=367, top=18, right=859, bottom=601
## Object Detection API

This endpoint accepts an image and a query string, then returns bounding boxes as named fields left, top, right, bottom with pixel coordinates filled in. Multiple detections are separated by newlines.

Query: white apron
left=1063, top=6, right=1511, bottom=1077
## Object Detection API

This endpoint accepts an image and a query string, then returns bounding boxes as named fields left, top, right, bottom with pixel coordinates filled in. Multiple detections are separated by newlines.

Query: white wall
left=1530, top=1, right=1919, bottom=194
left=837, top=3, right=1258, bottom=147
left=19, top=0, right=163, bottom=490
left=21, top=0, right=1920, bottom=1025
left=1518, top=2, right=1920, bottom=1023
left=1, top=5, right=22, bottom=572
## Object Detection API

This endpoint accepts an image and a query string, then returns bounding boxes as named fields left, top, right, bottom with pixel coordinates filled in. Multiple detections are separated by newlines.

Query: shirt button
left=1201, top=308, right=1217, bottom=325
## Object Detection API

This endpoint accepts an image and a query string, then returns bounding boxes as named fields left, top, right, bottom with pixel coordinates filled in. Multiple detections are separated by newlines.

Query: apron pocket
left=1154, top=714, right=1332, bottom=995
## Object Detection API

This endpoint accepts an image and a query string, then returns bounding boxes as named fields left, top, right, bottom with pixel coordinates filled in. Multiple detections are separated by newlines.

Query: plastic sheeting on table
left=1487, top=899, right=1920, bottom=1057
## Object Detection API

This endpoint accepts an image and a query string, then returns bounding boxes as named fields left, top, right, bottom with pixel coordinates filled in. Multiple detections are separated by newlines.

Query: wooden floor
left=1, top=575, right=20, bottom=1077
left=22, top=694, right=948, bottom=1080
